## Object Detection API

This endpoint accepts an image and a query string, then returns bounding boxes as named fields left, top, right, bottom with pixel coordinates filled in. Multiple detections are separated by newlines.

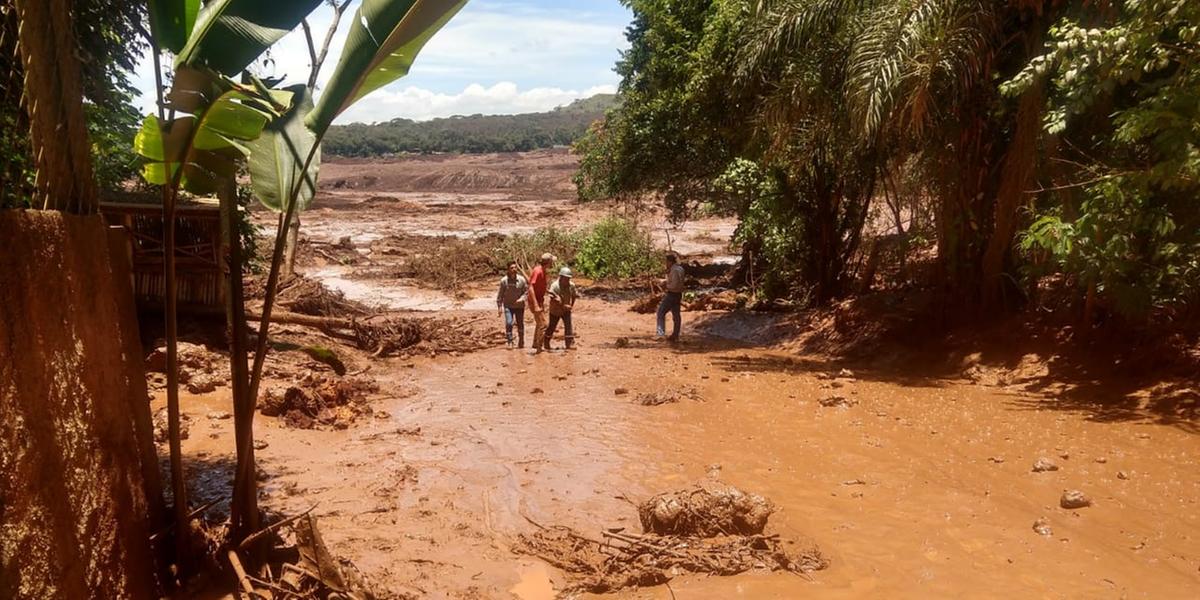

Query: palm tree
left=743, top=0, right=1058, bottom=312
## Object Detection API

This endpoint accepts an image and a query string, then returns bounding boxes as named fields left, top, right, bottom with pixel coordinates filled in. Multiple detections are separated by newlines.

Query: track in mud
left=160, top=151, right=1200, bottom=599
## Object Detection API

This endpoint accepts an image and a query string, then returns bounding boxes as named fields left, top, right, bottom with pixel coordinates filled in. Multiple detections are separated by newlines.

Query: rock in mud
left=634, top=386, right=700, bottom=406
left=1032, top=457, right=1059, bottom=472
left=186, top=373, right=219, bottom=394
left=1032, top=517, right=1053, bottom=537
left=615, top=337, right=630, bottom=348
left=253, top=439, right=269, bottom=450
left=1060, top=490, right=1091, bottom=509
left=206, top=410, right=231, bottom=420
left=152, top=408, right=190, bottom=443
left=818, top=395, right=856, bottom=408
left=614, top=387, right=629, bottom=395
left=1117, top=470, right=1130, bottom=480
left=638, top=480, right=775, bottom=537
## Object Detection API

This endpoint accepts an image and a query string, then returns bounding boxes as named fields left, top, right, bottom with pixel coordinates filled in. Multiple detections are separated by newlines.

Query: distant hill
left=324, top=94, right=618, bottom=157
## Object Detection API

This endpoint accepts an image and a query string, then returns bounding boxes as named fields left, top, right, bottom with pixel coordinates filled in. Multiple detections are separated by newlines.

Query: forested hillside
left=576, top=1, right=1200, bottom=327
left=324, top=94, right=616, bottom=156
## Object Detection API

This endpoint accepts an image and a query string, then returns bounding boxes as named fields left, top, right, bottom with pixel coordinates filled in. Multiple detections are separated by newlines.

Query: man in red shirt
left=526, top=253, right=554, bottom=353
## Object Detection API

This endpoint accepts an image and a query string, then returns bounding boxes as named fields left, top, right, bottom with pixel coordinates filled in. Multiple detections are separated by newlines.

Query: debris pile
left=351, top=314, right=499, bottom=357
left=260, top=375, right=378, bottom=429
left=279, top=276, right=373, bottom=318
left=634, top=385, right=701, bottom=406
left=514, top=480, right=826, bottom=594
left=212, top=511, right=377, bottom=600
left=638, top=480, right=775, bottom=536
left=145, top=341, right=228, bottom=393
left=629, top=289, right=742, bottom=314
left=629, top=292, right=664, bottom=314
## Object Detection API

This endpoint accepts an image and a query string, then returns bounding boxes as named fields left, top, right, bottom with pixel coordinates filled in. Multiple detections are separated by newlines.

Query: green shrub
left=492, top=227, right=585, bottom=275
left=574, top=216, right=658, bottom=280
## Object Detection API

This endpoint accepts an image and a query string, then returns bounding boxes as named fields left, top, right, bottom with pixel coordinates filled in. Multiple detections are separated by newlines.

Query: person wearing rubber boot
left=545, top=266, right=578, bottom=350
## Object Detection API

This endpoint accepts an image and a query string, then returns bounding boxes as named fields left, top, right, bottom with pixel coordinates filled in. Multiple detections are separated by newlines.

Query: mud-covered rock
left=1032, top=517, right=1053, bottom=536
left=638, top=480, right=775, bottom=537
left=1032, top=457, right=1059, bottom=472
left=186, top=373, right=220, bottom=394
left=634, top=386, right=700, bottom=406
left=1060, top=489, right=1091, bottom=509
left=152, top=407, right=190, bottom=443
left=818, top=395, right=856, bottom=408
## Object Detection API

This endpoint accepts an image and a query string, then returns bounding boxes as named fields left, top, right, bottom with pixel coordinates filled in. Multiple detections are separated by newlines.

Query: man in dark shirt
left=496, top=261, right=528, bottom=348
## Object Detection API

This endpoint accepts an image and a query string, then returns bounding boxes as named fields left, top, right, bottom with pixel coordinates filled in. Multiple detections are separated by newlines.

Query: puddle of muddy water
left=307, top=265, right=460, bottom=311
left=510, top=560, right=557, bottom=600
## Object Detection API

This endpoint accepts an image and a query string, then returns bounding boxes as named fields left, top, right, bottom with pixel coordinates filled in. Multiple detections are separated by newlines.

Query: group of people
left=495, top=251, right=686, bottom=353
left=495, top=253, right=577, bottom=353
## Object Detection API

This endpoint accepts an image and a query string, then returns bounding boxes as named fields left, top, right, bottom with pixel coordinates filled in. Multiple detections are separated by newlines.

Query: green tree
left=1009, top=1, right=1200, bottom=321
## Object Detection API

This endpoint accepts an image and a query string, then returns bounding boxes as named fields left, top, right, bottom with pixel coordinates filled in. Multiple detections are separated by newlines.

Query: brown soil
left=159, top=152, right=1199, bottom=599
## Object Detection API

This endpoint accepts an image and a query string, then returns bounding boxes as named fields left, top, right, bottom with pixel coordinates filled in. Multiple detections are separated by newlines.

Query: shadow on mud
left=681, top=307, right=1200, bottom=434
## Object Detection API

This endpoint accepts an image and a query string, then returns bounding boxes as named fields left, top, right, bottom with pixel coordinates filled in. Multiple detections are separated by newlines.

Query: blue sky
left=132, top=0, right=633, bottom=124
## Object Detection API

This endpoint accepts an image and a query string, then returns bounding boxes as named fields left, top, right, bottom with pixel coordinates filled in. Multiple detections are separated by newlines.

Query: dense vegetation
left=324, top=94, right=617, bottom=156
left=0, top=0, right=145, bottom=205
left=576, top=0, right=1200, bottom=325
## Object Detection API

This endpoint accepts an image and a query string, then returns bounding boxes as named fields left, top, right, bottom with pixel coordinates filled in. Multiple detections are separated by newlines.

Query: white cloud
left=130, top=1, right=630, bottom=124
left=338, top=81, right=616, bottom=123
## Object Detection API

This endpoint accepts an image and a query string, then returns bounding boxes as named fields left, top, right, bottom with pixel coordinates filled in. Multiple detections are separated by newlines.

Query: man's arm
left=496, top=280, right=505, bottom=313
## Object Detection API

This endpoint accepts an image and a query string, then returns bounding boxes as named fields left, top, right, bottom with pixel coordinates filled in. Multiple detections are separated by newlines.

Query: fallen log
left=246, top=310, right=353, bottom=330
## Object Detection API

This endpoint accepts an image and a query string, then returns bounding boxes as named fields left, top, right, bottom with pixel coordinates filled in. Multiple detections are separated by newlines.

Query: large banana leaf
left=148, top=0, right=200, bottom=54
left=135, top=69, right=292, bottom=194
left=247, top=85, right=321, bottom=212
left=306, top=0, right=469, bottom=134
left=175, top=0, right=325, bottom=76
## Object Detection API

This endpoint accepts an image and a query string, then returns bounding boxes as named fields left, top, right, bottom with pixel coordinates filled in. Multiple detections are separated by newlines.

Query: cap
left=540, top=252, right=556, bottom=263
left=558, top=267, right=573, bottom=278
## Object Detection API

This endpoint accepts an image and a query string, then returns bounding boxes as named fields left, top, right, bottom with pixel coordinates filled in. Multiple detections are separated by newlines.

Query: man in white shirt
left=656, top=253, right=685, bottom=342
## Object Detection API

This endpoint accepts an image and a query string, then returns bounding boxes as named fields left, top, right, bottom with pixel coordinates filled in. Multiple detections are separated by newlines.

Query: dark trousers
left=546, top=311, right=573, bottom=348
left=504, top=305, right=525, bottom=345
left=656, top=291, right=682, bottom=339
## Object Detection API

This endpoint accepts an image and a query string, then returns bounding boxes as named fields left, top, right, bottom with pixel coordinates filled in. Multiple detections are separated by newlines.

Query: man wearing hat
left=527, top=253, right=555, bottom=353
left=546, top=266, right=579, bottom=350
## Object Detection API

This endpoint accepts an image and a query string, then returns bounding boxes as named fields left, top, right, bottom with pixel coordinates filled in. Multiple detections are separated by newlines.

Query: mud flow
left=152, top=150, right=1199, bottom=599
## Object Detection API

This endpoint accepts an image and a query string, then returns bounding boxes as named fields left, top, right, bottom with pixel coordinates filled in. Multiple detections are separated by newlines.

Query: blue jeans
left=504, top=305, right=525, bottom=345
left=657, top=291, right=682, bottom=339
left=546, top=311, right=573, bottom=348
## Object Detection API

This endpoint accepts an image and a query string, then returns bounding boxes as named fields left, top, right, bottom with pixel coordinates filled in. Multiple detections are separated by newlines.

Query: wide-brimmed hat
left=558, top=267, right=573, bottom=278
left=540, top=252, right=556, bottom=263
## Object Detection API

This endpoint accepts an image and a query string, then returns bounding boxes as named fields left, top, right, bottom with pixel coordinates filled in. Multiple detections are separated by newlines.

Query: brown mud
left=157, top=151, right=1199, bottom=599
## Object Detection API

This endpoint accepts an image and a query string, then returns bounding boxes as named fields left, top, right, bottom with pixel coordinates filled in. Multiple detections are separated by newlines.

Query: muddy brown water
left=165, top=298, right=1200, bottom=599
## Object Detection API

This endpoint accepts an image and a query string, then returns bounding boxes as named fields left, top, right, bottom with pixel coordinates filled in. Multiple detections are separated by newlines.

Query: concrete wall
left=0, top=210, right=159, bottom=599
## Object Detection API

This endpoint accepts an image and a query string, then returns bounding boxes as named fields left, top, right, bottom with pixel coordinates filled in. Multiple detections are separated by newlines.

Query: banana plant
left=134, top=67, right=293, bottom=195
left=138, top=0, right=471, bottom=556
left=246, top=0, right=472, bottom=403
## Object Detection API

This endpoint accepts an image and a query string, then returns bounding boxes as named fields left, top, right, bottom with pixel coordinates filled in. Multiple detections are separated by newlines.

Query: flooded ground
left=164, top=150, right=1200, bottom=598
